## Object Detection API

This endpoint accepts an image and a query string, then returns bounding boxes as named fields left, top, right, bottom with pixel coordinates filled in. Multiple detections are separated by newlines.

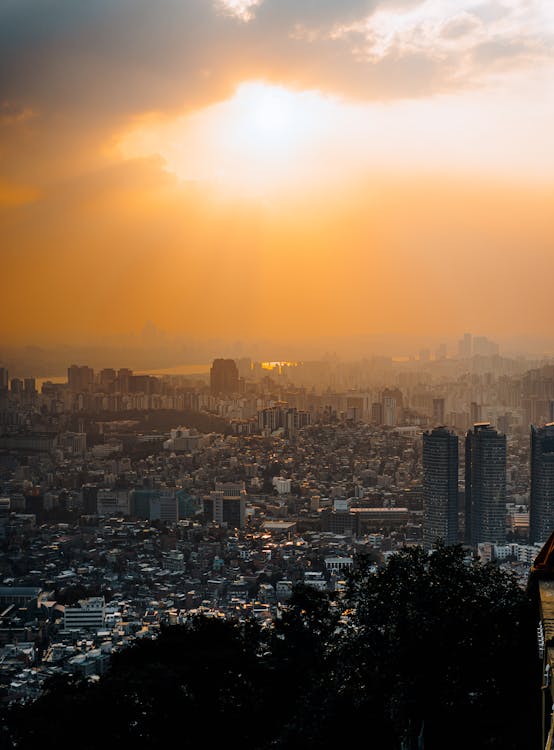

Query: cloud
left=1, top=0, right=551, bottom=122
left=471, top=36, right=550, bottom=68
left=0, top=0, right=552, bottom=193
left=440, top=13, right=483, bottom=40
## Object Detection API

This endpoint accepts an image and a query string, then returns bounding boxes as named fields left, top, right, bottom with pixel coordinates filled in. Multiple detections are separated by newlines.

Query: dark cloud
left=3, top=0, right=548, bottom=123
left=254, top=0, right=377, bottom=26
left=0, top=0, right=552, bottom=190
left=0, top=3, right=376, bottom=115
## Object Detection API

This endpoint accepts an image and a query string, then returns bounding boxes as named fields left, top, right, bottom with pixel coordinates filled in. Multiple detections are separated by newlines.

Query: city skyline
left=2, top=3, right=554, bottom=739
left=2, top=1, right=554, bottom=346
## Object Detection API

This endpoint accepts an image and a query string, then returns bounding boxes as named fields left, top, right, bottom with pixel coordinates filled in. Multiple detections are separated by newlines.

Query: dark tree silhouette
left=340, top=544, right=540, bottom=749
left=1, top=545, right=540, bottom=750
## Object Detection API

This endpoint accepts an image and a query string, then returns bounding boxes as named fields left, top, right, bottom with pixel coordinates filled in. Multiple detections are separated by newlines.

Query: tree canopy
left=1, top=545, right=540, bottom=749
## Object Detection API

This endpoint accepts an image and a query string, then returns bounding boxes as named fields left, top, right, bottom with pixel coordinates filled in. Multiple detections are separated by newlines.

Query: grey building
left=210, top=359, right=239, bottom=395
left=423, top=427, right=458, bottom=549
left=465, top=423, right=506, bottom=546
left=530, top=423, right=554, bottom=544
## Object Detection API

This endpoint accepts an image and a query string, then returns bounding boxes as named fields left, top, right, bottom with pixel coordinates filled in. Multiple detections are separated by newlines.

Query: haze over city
left=2, top=0, right=554, bottom=348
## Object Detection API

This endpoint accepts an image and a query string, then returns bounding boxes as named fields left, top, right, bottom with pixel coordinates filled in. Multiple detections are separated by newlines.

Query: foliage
left=1, top=545, right=540, bottom=749
left=341, top=544, right=540, bottom=748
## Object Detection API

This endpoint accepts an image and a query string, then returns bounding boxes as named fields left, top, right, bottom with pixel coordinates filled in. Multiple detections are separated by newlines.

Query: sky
left=1, top=0, right=554, bottom=348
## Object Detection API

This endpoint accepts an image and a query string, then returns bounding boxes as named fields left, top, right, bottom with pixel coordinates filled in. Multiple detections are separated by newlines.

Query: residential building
left=530, top=423, right=554, bottom=544
left=465, top=423, right=506, bottom=546
left=422, top=427, right=458, bottom=549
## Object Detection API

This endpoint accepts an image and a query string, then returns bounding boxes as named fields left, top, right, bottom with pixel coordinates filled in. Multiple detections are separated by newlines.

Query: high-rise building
left=458, top=332, right=472, bottom=359
left=371, top=401, right=383, bottom=425
left=432, top=398, right=445, bottom=426
left=257, top=405, right=310, bottom=436
left=24, top=378, right=36, bottom=394
left=210, top=359, right=239, bottom=395
left=422, top=427, right=458, bottom=549
left=381, top=388, right=403, bottom=427
left=10, top=378, right=23, bottom=394
left=470, top=402, right=482, bottom=424
left=473, top=335, right=496, bottom=356
left=99, top=368, right=116, bottom=391
left=116, top=368, right=133, bottom=393
left=530, top=424, right=554, bottom=545
left=68, top=364, right=94, bottom=392
left=465, top=423, right=506, bottom=546
left=208, top=481, right=247, bottom=529
left=0, top=368, right=8, bottom=391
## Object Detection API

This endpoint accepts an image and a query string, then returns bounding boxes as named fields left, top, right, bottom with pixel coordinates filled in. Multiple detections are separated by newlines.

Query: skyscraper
left=530, top=424, right=554, bottom=545
left=432, top=398, right=445, bottom=426
left=458, top=332, right=472, bottom=359
left=423, top=427, right=458, bottom=549
left=470, top=402, right=482, bottom=425
left=67, top=364, right=94, bottom=392
left=381, top=387, right=403, bottom=427
left=210, top=359, right=239, bottom=395
left=465, top=423, right=506, bottom=546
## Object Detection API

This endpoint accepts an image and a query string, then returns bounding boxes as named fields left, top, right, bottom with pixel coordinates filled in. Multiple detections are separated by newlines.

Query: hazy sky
left=1, top=0, right=553, bottom=346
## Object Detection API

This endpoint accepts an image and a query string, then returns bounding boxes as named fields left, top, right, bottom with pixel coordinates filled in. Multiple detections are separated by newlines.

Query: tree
left=341, top=544, right=540, bottom=749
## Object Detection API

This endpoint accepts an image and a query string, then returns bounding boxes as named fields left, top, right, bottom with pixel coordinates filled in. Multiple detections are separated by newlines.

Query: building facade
left=465, top=423, right=506, bottom=546
left=530, top=423, right=554, bottom=544
left=422, top=426, right=458, bottom=549
left=210, top=359, right=239, bottom=395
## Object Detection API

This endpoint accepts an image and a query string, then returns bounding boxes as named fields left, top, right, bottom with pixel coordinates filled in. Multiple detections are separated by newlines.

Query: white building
left=163, top=427, right=201, bottom=452
left=477, top=542, right=542, bottom=564
left=324, top=556, right=354, bottom=573
left=303, top=572, right=327, bottom=591
left=273, top=477, right=292, bottom=495
left=64, top=597, right=106, bottom=631
left=163, top=551, right=185, bottom=571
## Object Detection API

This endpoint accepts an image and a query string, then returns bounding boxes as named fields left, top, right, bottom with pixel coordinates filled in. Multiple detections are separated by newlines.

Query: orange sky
left=1, top=0, right=554, bottom=346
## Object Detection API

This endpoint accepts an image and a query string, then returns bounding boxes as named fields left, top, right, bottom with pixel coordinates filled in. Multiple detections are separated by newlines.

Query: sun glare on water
left=118, top=82, right=340, bottom=196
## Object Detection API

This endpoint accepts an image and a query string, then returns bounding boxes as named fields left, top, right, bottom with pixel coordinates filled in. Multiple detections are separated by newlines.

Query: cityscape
left=1, top=343, right=554, bottom=742
left=2, top=0, right=554, bottom=747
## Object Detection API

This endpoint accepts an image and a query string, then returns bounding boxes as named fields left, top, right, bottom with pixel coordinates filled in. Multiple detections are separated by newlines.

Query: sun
left=117, top=82, right=340, bottom=196
left=228, top=84, right=302, bottom=153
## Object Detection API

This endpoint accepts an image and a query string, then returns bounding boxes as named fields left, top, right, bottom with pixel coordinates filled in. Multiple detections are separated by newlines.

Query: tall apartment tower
left=67, top=364, right=94, bottom=392
left=530, top=424, right=554, bottom=544
left=432, top=398, right=445, bottom=426
left=470, top=402, right=482, bottom=425
left=381, top=387, right=403, bottom=427
left=210, top=359, right=239, bottom=395
left=465, top=423, right=506, bottom=546
left=423, top=427, right=459, bottom=549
